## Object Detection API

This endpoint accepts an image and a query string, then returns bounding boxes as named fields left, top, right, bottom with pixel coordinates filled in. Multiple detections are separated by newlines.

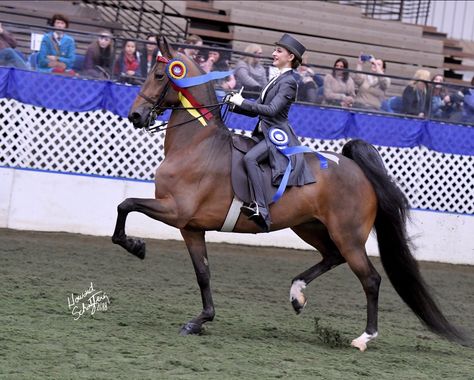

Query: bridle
left=137, top=55, right=231, bottom=133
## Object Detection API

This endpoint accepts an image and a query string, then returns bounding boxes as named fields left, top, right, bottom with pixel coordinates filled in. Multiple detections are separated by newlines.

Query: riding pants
left=243, top=139, right=270, bottom=222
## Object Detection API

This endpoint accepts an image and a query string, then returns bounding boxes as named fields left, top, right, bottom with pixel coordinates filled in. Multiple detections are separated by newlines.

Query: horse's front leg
left=112, top=197, right=177, bottom=259
left=179, top=229, right=215, bottom=336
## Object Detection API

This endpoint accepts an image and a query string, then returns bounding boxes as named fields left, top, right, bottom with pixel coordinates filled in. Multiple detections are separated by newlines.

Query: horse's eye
left=155, top=73, right=165, bottom=80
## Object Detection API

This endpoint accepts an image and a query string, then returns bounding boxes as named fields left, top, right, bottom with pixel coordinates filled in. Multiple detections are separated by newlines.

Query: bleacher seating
left=0, top=0, right=121, bottom=59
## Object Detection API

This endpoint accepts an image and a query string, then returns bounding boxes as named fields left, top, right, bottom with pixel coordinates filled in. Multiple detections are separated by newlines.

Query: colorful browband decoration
left=156, top=56, right=234, bottom=88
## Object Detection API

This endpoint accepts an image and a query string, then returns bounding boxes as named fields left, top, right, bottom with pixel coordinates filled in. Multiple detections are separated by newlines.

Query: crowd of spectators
left=0, top=13, right=473, bottom=124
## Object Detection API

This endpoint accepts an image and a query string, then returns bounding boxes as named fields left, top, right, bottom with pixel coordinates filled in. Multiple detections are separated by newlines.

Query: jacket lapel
left=262, top=71, right=291, bottom=103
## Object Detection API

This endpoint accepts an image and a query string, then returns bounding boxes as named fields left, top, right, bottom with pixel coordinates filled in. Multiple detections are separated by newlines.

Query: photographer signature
left=67, top=282, right=110, bottom=320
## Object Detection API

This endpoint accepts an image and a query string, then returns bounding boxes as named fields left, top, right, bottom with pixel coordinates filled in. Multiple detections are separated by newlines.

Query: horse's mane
left=174, top=51, right=229, bottom=131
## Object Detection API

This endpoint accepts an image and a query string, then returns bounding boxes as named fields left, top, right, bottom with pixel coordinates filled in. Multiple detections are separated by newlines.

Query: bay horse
left=112, top=37, right=465, bottom=351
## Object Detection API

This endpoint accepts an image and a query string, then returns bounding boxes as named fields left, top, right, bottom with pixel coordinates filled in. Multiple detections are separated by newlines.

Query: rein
left=138, top=55, right=231, bottom=133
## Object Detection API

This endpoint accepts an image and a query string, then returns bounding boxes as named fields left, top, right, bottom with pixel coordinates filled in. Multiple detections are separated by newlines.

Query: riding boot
left=240, top=202, right=270, bottom=232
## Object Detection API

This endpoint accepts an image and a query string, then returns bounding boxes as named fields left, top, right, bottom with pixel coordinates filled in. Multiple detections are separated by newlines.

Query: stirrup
left=240, top=202, right=259, bottom=218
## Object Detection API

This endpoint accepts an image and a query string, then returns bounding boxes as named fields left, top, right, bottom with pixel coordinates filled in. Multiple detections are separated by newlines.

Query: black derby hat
left=275, top=33, right=305, bottom=62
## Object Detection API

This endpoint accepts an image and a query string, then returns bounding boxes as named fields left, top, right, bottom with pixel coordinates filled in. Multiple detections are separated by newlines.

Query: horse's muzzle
left=128, top=111, right=144, bottom=129
left=128, top=103, right=152, bottom=129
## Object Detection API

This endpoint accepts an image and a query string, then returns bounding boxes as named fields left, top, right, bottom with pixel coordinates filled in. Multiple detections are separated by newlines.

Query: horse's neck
left=163, top=103, right=226, bottom=156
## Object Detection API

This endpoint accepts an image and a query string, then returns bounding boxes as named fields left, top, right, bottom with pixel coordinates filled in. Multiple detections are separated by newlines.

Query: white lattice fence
left=1, top=98, right=472, bottom=215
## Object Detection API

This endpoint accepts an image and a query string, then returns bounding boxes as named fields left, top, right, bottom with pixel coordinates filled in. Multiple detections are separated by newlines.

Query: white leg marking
left=351, top=331, right=378, bottom=352
left=290, top=280, right=307, bottom=304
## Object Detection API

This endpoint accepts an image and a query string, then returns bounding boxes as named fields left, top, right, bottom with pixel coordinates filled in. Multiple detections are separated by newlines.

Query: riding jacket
left=233, top=70, right=315, bottom=187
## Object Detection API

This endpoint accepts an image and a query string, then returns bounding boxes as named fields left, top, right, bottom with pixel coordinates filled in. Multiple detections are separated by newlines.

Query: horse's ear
left=159, top=36, right=174, bottom=59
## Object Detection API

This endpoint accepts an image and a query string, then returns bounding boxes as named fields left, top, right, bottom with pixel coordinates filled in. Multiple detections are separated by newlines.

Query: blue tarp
left=1, top=67, right=473, bottom=156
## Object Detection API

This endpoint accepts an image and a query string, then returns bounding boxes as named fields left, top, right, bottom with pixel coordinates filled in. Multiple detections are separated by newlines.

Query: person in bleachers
left=179, top=34, right=204, bottom=65
left=37, top=14, right=76, bottom=75
left=294, top=56, right=319, bottom=103
left=401, top=69, right=431, bottom=117
left=323, top=58, right=356, bottom=108
left=459, top=77, right=474, bottom=123
left=233, top=43, right=267, bottom=98
left=113, top=39, right=140, bottom=85
left=430, top=74, right=464, bottom=119
left=0, top=23, right=27, bottom=69
left=82, top=30, right=114, bottom=79
left=140, top=34, right=161, bottom=77
left=353, top=54, right=390, bottom=110
left=199, top=45, right=235, bottom=95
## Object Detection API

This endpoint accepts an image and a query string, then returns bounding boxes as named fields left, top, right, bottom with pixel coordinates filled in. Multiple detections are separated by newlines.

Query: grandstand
left=0, top=0, right=473, bottom=104
left=2, top=1, right=472, bottom=83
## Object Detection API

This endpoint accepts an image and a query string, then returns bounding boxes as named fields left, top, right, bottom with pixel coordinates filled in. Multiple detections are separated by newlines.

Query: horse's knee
left=117, top=198, right=135, bottom=213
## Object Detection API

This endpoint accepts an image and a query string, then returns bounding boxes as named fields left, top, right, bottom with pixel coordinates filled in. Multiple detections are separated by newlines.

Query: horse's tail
left=342, top=138, right=466, bottom=344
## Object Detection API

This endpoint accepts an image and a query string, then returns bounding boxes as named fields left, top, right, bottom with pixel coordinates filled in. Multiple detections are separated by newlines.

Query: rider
left=228, top=34, right=315, bottom=231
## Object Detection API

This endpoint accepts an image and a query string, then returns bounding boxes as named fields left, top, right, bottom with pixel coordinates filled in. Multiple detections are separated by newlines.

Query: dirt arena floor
left=0, top=228, right=473, bottom=379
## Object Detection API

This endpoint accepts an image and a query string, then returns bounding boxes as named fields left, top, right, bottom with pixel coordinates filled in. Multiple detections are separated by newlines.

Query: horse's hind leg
left=290, top=222, right=346, bottom=314
left=330, top=230, right=381, bottom=351
left=179, top=229, right=215, bottom=336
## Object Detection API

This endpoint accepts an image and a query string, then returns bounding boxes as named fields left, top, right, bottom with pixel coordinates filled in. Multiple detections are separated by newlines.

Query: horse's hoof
left=351, top=339, right=367, bottom=352
left=351, top=332, right=378, bottom=352
left=179, top=322, right=202, bottom=336
left=291, top=297, right=307, bottom=315
left=130, top=238, right=146, bottom=260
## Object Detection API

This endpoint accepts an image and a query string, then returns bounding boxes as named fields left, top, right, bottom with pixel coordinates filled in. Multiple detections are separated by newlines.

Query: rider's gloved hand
left=228, top=92, right=244, bottom=106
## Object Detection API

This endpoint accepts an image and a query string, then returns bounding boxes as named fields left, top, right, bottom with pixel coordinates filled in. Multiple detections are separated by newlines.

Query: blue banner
left=1, top=67, right=473, bottom=156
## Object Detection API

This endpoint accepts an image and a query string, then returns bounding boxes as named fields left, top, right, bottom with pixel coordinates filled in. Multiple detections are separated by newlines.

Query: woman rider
left=227, top=34, right=315, bottom=231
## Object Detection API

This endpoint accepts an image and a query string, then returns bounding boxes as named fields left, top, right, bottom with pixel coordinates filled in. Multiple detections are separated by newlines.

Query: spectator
left=200, top=45, right=235, bottom=94
left=37, top=14, right=76, bottom=75
left=460, top=77, right=474, bottom=123
left=401, top=69, right=431, bottom=117
left=294, top=55, right=318, bottom=103
left=200, top=45, right=220, bottom=73
left=82, top=30, right=113, bottom=79
left=233, top=43, right=267, bottom=98
left=353, top=54, right=390, bottom=110
left=0, top=22, right=27, bottom=69
left=429, top=74, right=459, bottom=120
left=140, top=34, right=161, bottom=77
left=114, top=39, right=140, bottom=84
left=323, top=58, right=356, bottom=107
left=179, top=34, right=204, bottom=65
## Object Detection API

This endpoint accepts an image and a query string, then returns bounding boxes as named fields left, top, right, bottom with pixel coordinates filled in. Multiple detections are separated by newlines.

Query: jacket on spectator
left=234, top=59, right=267, bottom=95
left=353, top=73, right=390, bottom=110
left=0, top=29, right=17, bottom=49
left=83, top=41, right=113, bottom=79
left=37, top=32, right=76, bottom=71
left=140, top=48, right=159, bottom=77
left=114, top=51, right=140, bottom=76
left=323, top=73, right=356, bottom=106
left=402, top=85, right=429, bottom=116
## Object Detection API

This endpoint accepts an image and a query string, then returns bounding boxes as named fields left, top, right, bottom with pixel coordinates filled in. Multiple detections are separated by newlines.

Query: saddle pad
left=230, top=135, right=277, bottom=205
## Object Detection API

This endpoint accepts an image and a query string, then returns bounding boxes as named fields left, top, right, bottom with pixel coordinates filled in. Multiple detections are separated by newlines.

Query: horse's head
left=128, top=36, right=202, bottom=129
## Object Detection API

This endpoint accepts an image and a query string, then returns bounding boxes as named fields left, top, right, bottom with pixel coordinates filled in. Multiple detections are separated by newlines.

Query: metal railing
left=1, top=21, right=472, bottom=126
left=80, top=0, right=189, bottom=41
left=336, top=0, right=431, bottom=24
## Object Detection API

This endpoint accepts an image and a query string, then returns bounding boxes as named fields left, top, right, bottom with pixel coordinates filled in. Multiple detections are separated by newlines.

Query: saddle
left=230, top=135, right=279, bottom=205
